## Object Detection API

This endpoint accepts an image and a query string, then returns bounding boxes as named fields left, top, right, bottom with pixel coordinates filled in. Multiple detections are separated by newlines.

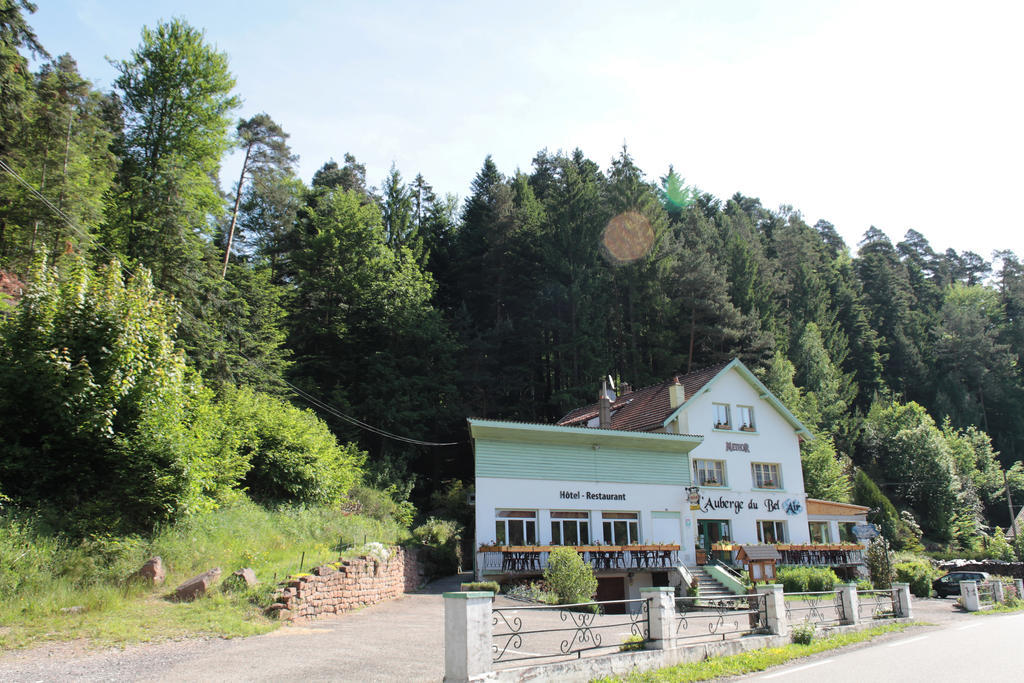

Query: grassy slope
left=0, top=501, right=409, bottom=650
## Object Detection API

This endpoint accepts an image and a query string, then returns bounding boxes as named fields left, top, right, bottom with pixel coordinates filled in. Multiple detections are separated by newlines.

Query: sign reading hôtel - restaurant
left=559, top=489, right=627, bottom=501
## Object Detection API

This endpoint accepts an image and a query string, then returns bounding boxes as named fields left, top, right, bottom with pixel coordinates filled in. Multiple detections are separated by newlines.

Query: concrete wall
left=267, top=547, right=421, bottom=621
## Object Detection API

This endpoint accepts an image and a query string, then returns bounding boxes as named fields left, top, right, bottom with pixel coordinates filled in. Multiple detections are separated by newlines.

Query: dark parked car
left=932, top=571, right=990, bottom=597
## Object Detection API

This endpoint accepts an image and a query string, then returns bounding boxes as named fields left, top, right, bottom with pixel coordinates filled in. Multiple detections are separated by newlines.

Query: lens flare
left=601, top=211, right=654, bottom=264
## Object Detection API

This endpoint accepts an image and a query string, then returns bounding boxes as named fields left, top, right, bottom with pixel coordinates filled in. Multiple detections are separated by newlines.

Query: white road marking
left=956, top=623, right=983, bottom=630
left=887, top=635, right=928, bottom=647
left=760, top=659, right=834, bottom=679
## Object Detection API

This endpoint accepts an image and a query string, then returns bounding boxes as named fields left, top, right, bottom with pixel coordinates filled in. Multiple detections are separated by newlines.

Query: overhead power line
left=0, top=157, right=459, bottom=447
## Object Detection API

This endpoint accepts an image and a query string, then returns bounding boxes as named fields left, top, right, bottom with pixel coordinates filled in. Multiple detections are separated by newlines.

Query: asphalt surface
left=746, top=607, right=1024, bottom=681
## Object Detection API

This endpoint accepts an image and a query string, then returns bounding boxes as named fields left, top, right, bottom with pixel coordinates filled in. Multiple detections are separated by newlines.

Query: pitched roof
left=557, top=362, right=728, bottom=432
left=1008, top=507, right=1024, bottom=539
left=806, top=499, right=870, bottom=517
left=737, top=544, right=781, bottom=561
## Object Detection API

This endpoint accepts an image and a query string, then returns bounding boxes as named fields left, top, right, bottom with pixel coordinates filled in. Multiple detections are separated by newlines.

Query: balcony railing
left=705, top=542, right=865, bottom=568
left=477, top=544, right=681, bottom=574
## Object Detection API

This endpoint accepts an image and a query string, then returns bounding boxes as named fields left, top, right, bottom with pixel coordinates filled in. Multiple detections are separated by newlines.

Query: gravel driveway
left=0, top=574, right=465, bottom=683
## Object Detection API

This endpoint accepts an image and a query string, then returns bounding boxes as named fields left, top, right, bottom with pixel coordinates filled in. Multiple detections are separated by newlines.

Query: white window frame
left=756, top=520, right=788, bottom=544
left=713, top=403, right=731, bottom=430
left=751, top=462, right=782, bottom=489
left=495, top=510, right=537, bottom=546
left=737, top=405, right=756, bottom=431
left=602, top=511, right=640, bottom=545
left=693, top=458, right=727, bottom=487
left=550, top=511, right=590, bottom=546
left=808, top=521, right=831, bottom=544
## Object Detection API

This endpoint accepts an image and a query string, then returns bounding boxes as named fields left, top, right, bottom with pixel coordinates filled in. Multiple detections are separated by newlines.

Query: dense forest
left=2, top=5, right=1023, bottom=555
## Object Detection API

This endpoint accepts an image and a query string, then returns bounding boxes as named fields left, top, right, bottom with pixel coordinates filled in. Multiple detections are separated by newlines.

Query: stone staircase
left=687, top=566, right=737, bottom=599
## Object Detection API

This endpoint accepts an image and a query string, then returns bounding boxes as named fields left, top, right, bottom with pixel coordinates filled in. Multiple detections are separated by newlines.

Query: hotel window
left=839, top=522, right=858, bottom=543
left=756, top=520, right=788, bottom=544
left=808, top=521, right=831, bottom=544
left=751, top=462, right=781, bottom=489
left=551, top=511, right=590, bottom=545
left=737, top=405, right=755, bottom=431
left=693, top=459, right=727, bottom=487
left=713, top=403, right=731, bottom=429
left=495, top=510, right=537, bottom=545
left=602, top=512, right=640, bottom=545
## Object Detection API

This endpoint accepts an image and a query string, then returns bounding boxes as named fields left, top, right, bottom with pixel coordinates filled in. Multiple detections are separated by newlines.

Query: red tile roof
left=557, top=362, right=730, bottom=432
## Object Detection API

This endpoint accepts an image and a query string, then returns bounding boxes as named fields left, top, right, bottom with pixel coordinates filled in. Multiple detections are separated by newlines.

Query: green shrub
left=988, top=528, right=1015, bottom=561
left=620, top=633, right=645, bottom=651
left=856, top=578, right=873, bottom=590
left=413, top=517, right=462, bottom=577
left=0, top=257, right=244, bottom=534
left=893, top=558, right=939, bottom=597
left=791, top=621, right=815, bottom=645
left=221, top=386, right=365, bottom=506
left=503, top=581, right=558, bottom=604
left=544, top=547, right=597, bottom=605
left=867, top=537, right=894, bottom=589
left=344, top=483, right=415, bottom=527
left=461, top=581, right=500, bottom=594
left=777, top=566, right=840, bottom=593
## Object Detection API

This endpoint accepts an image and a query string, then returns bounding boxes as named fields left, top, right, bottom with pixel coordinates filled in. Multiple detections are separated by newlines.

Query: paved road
left=0, top=574, right=464, bottom=683
left=746, top=607, right=1024, bottom=682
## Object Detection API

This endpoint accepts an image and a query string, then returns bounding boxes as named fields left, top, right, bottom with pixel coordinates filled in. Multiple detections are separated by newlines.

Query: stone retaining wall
left=268, top=546, right=421, bottom=621
left=937, top=559, right=1024, bottom=579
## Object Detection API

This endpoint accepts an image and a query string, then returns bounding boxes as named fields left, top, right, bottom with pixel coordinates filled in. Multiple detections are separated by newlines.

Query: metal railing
left=777, top=548, right=865, bottom=567
left=479, top=548, right=680, bottom=574
left=714, top=559, right=745, bottom=582
left=674, top=594, right=767, bottom=641
left=978, top=581, right=996, bottom=605
left=856, top=588, right=896, bottom=619
left=491, top=598, right=649, bottom=664
left=784, top=590, right=845, bottom=626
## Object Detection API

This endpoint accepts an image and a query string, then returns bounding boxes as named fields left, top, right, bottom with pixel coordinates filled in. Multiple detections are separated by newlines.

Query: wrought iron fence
left=674, top=594, right=767, bottom=641
left=784, top=590, right=845, bottom=626
left=856, top=589, right=896, bottom=619
left=491, top=598, right=649, bottom=664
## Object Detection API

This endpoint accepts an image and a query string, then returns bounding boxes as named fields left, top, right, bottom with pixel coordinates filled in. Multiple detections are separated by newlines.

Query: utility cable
left=0, top=157, right=459, bottom=447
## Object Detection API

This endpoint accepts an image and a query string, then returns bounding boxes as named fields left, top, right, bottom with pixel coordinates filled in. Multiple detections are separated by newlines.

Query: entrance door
left=595, top=577, right=627, bottom=614
left=652, top=512, right=682, bottom=546
left=697, top=519, right=731, bottom=552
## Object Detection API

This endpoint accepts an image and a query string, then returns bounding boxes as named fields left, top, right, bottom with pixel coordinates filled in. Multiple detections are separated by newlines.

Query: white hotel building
left=470, top=359, right=867, bottom=601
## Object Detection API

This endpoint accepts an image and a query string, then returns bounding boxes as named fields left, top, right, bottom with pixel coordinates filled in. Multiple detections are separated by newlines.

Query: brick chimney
left=598, top=378, right=614, bottom=428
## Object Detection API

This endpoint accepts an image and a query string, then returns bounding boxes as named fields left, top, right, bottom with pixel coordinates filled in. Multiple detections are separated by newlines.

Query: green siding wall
left=475, top=439, right=691, bottom=485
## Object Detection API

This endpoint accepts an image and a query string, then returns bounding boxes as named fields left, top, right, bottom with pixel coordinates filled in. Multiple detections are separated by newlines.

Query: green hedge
left=894, top=558, right=940, bottom=597
left=777, top=565, right=841, bottom=593
left=461, top=581, right=499, bottom=594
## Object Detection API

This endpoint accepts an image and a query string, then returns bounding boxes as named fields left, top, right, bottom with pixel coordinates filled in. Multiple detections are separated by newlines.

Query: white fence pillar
left=838, top=583, right=859, bottom=625
left=992, top=581, right=1005, bottom=604
left=960, top=580, right=981, bottom=612
left=1014, top=578, right=1023, bottom=599
left=891, top=582, right=912, bottom=619
left=639, top=587, right=675, bottom=650
left=444, top=591, right=493, bottom=682
left=755, top=584, right=787, bottom=636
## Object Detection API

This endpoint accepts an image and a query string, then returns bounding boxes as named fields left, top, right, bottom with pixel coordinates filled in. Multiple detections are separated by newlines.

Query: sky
left=24, top=0, right=1024, bottom=259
